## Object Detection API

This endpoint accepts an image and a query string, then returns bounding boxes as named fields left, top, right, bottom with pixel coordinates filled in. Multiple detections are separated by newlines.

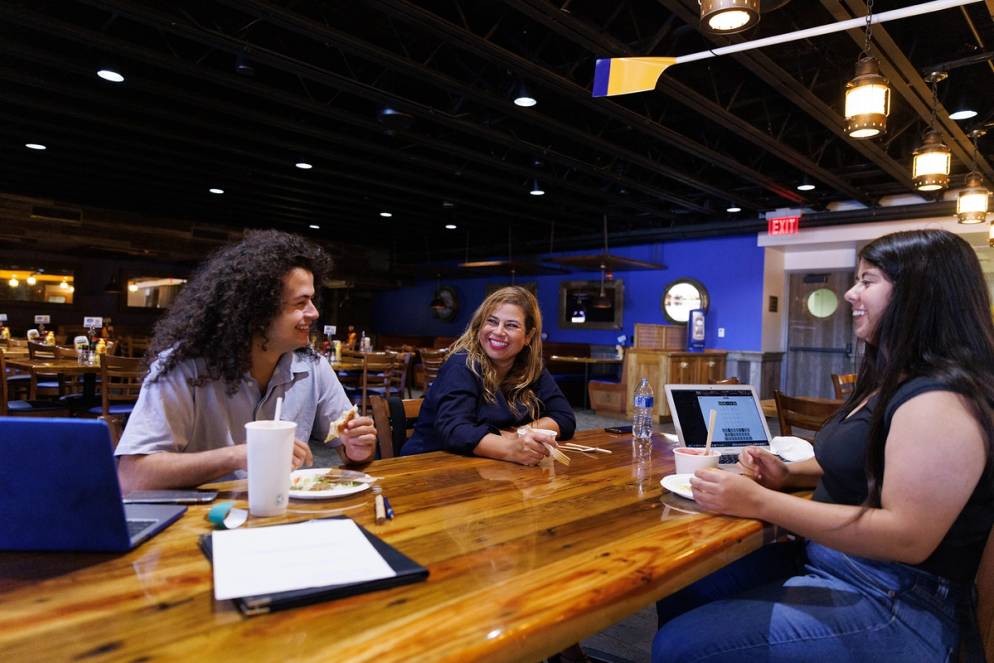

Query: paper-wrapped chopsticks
left=560, top=442, right=612, bottom=454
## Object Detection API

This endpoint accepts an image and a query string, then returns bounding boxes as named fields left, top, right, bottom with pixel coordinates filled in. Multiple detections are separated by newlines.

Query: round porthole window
left=661, top=278, right=709, bottom=324
left=806, top=288, right=838, bottom=319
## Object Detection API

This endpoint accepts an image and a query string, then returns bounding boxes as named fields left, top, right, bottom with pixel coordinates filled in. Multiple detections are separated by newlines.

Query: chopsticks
left=559, top=442, right=613, bottom=454
left=543, top=443, right=571, bottom=466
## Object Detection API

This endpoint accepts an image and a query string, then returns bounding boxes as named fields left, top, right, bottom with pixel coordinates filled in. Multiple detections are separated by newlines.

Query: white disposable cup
left=246, top=420, right=297, bottom=517
left=518, top=426, right=558, bottom=441
left=673, top=447, right=720, bottom=475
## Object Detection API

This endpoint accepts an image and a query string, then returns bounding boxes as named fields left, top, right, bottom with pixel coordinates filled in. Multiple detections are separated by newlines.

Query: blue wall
left=372, top=234, right=765, bottom=351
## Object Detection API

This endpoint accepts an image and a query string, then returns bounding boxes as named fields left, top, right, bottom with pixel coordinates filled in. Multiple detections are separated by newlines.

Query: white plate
left=660, top=473, right=695, bottom=501
left=770, top=436, right=815, bottom=462
left=289, top=469, right=371, bottom=500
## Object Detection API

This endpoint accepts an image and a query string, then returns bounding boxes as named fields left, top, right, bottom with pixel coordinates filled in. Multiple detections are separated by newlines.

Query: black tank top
left=813, top=376, right=994, bottom=583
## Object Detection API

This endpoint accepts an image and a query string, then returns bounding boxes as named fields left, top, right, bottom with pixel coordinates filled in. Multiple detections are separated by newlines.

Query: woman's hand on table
left=340, top=416, right=377, bottom=462
left=738, top=446, right=790, bottom=490
left=689, top=469, right=766, bottom=518
left=503, top=429, right=550, bottom=466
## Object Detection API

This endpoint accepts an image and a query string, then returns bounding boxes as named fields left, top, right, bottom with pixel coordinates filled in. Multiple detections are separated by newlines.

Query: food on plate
left=290, top=470, right=361, bottom=492
left=325, top=404, right=358, bottom=443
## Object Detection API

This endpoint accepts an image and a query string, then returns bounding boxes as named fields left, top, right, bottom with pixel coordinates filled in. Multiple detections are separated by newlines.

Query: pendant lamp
left=912, top=72, right=952, bottom=193
left=844, top=1, right=890, bottom=139
left=958, top=130, right=990, bottom=225
left=700, top=0, right=760, bottom=34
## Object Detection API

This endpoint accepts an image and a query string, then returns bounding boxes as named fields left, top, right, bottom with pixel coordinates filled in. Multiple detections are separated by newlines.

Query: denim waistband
left=805, top=541, right=966, bottom=614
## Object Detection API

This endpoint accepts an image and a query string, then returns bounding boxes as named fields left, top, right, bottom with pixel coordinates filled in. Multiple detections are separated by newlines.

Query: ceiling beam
left=362, top=0, right=807, bottom=204
left=657, top=0, right=916, bottom=191
left=501, top=0, right=872, bottom=204
left=821, top=0, right=994, bottom=181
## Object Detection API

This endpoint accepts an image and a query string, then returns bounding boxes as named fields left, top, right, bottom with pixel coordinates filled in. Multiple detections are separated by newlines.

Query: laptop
left=0, top=417, right=186, bottom=552
left=664, top=384, right=774, bottom=470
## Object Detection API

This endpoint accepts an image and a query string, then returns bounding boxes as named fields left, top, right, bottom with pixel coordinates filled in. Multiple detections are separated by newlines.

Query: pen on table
left=382, top=496, right=395, bottom=520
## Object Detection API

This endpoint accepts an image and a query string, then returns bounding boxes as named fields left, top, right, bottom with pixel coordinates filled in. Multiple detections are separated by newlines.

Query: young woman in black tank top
left=653, top=229, right=994, bottom=663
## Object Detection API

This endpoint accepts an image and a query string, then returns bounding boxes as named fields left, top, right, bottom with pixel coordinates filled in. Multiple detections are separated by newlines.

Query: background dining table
left=4, top=356, right=103, bottom=399
left=0, top=429, right=787, bottom=662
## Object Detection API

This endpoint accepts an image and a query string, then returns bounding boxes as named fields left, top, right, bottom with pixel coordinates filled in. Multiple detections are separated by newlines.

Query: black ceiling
left=1, top=0, right=993, bottom=262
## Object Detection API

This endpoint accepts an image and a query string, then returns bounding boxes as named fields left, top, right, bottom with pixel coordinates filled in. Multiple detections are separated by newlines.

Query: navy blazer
left=401, top=352, right=576, bottom=455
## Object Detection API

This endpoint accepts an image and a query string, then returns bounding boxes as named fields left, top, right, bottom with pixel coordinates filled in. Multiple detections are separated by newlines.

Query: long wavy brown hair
left=450, top=286, right=545, bottom=419
left=147, top=230, right=333, bottom=394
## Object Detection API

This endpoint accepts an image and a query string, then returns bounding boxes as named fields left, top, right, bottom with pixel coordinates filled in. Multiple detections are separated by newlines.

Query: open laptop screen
left=668, top=387, right=770, bottom=448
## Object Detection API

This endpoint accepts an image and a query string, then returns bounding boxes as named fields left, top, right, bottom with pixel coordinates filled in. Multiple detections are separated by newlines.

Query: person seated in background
left=652, top=229, right=994, bottom=663
left=401, top=286, right=575, bottom=465
left=116, top=230, right=377, bottom=491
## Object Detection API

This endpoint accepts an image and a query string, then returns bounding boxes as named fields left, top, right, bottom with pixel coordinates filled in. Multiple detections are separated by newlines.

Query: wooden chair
left=0, top=351, right=68, bottom=417
left=122, top=335, right=152, bottom=358
left=773, top=390, right=840, bottom=440
left=387, top=351, right=413, bottom=399
left=831, top=373, right=857, bottom=400
left=358, top=351, right=399, bottom=416
left=53, top=345, right=87, bottom=396
left=970, top=527, right=994, bottom=662
left=27, top=341, right=65, bottom=399
left=588, top=351, right=627, bottom=416
left=418, top=347, right=448, bottom=391
left=89, top=354, right=145, bottom=447
left=385, top=346, right=416, bottom=397
left=370, top=395, right=423, bottom=458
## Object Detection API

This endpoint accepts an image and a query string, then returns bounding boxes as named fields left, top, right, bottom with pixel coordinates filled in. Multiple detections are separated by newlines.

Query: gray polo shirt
left=115, top=351, right=352, bottom=468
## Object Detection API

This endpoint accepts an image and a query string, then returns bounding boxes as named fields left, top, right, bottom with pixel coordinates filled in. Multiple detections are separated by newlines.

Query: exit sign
left=768, top=215, right=800, bottom=235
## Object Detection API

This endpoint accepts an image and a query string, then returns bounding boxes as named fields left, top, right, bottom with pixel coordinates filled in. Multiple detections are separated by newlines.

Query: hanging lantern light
left=844, top=1, right=889, bottom=139
left=957, top=173, right=990, bottom=224
left=845, top=56, right=890, bottom=138
left=913, top=131, right=951, bottom=191
left=958, top=130, right=990, bottom=225
left=700, top=0, right=760, bottom=34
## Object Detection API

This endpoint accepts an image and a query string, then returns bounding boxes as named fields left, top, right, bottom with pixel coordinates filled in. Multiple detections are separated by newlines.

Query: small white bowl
left=673, top=447, right=720, bottom=474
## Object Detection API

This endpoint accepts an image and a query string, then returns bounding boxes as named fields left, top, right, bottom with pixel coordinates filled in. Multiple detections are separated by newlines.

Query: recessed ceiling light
left=25, top=143, right=46, bottom=150
left=727, top=206, right=742, bottom=213
left=530, top=178, right=545, bottom=196
left=796, top=182, right=816, bottom=191
left=97, top=69, right=125, bottom=83
left=209, top=188, right=224, bottom=194
left=309, top=224, right=320, bottom=229
left=295, top=162, right=313, bottom=169
left=513, top=82, right=537, bottom=107
left=949, top=109, right=978, bottom=121
left=380, top=211, right=393, bottom=218
left=445, top=224, right=457, bottom=230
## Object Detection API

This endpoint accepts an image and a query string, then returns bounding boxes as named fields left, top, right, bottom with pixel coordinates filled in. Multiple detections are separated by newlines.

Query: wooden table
left=549, top=355, right=623, bottom=409
left=0, top=430, right=779, bottom=662
left=4, top=357, right=102, bottom=399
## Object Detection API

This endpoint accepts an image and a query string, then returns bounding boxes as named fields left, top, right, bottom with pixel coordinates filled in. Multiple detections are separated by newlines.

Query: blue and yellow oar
left=593, top=0, right=981, bottom=97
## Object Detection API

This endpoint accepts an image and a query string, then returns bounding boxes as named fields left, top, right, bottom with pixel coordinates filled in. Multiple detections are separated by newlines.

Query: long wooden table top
left=4, top=357, right=103, bottom=374
left=0, top=430, right=777, bottom=662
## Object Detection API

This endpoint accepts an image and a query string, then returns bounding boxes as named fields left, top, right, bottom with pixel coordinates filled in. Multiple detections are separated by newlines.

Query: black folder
left=199, top=516, right=429, bottom=615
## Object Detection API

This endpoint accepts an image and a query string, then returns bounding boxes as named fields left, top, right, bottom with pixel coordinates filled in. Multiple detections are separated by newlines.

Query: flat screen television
left=559, top=280, right=623, bottom=330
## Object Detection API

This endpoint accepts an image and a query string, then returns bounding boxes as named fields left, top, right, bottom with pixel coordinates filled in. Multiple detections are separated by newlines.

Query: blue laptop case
left=0, top=417, right=184, bottom=552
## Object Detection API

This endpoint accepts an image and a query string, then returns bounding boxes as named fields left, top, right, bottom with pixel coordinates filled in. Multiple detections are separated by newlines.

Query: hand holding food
left=339, top=414, right=377, bottom=463
left=325, top=404, right=358, bottom=443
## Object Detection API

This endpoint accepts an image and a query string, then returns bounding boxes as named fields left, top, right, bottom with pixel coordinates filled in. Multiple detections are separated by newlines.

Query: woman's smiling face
left=478, top=303, right=530, bottom=371
left=845, top=259, right=894, bottom=343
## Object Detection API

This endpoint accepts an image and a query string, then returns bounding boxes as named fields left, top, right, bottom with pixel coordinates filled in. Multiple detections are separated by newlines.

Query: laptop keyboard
left=126, top=519, right=156, bottom=538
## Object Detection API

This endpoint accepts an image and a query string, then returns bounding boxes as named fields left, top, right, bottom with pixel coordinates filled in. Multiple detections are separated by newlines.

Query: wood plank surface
left=0, top=430, right=774, bottom=663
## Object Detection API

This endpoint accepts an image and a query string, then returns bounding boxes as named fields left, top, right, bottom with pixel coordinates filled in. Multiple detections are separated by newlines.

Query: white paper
left=211, top=519, right=397, bottom=600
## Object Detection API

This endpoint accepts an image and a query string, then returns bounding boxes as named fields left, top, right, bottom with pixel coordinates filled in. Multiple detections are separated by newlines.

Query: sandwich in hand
left=325, top=404, right=358, bottom=443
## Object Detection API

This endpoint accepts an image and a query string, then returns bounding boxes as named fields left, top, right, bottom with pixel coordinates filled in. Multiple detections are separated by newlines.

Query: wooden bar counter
left=0, top=430, right=778, bottom=662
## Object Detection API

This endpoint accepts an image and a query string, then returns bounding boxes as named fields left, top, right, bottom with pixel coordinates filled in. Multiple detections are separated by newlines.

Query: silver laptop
left=664, top=384, right=773, bottom=470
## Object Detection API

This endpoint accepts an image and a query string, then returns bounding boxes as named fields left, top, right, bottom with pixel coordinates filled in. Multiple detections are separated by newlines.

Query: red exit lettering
left=768, top=215, right=800, bottom=235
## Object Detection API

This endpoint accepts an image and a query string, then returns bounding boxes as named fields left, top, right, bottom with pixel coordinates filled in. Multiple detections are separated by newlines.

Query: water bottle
left=632, top=377, right=654, bottom=457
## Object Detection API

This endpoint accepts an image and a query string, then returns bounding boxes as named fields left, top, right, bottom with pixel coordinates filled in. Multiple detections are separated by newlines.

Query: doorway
left=784, top=271, right=856, bottom=399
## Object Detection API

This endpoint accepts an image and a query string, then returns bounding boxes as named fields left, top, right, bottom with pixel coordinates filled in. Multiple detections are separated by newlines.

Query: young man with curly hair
left=115, top=230, right=377, bottom=491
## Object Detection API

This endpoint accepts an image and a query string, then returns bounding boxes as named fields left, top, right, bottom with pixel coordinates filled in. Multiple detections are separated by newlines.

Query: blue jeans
left=652, top=541, right=966, bottom=663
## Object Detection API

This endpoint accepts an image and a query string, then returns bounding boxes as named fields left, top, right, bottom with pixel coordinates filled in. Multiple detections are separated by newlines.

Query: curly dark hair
left=147, top=230, right=333, bottom=394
